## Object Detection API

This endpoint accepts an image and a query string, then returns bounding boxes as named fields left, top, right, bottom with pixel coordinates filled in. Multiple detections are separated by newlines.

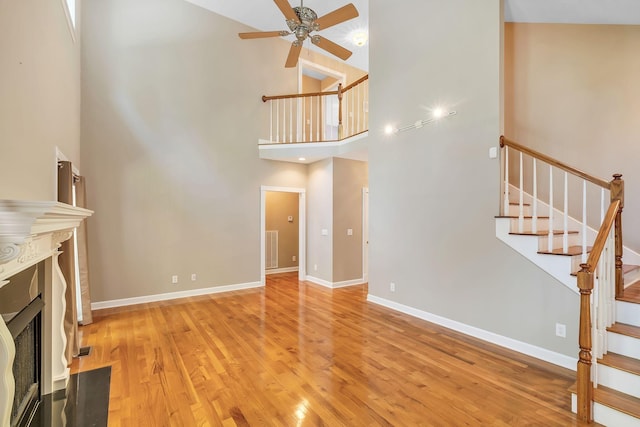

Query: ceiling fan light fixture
left=351, top=30, right=368, bottom=47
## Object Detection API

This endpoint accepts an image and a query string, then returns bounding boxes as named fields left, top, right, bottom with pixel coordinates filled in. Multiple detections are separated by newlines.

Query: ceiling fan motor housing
left=288, top=6, right=319, bottom=41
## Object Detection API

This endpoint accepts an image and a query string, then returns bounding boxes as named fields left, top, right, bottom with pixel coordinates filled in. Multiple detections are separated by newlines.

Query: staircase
left=496, top=137, right=640, bottom=426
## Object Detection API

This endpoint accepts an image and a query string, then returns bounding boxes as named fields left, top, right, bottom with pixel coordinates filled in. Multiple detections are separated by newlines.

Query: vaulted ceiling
left=184, top=0, right=640, bottom=72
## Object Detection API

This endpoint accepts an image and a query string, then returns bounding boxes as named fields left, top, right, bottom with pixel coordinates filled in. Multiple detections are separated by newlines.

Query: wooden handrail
left=500, top=136, right=610, bottom=189
left=262, top=75, right=369, bottom=102
left=343, top=74, right=369, bottom=92
left=584, top=200, right=621, bottom=272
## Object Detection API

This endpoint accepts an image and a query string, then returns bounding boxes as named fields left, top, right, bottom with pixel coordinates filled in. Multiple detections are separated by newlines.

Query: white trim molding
left=367, top=294, right=577, bottom=371
left=91, top=281, right=263, bottom=310
left=305, top=275, right=365, bottom=289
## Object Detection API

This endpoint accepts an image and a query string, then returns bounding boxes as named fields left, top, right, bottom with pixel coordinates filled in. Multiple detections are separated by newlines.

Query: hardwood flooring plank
left=72, top=273, right=592, bottom=426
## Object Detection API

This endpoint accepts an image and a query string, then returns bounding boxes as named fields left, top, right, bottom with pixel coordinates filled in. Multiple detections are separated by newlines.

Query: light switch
left=489, top=146, right=498, bottom=159
left=347, top=228, right=353, bottom=236
left=287, top=215, right=293, bottom=222
left=321, top=229, right=328, bottom=236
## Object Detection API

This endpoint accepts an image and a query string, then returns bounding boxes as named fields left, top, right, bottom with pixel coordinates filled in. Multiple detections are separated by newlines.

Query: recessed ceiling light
left=298, top=157, right=306, bottom=161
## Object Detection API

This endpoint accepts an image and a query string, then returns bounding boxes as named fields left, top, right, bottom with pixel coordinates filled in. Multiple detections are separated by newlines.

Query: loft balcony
left=258, top=75, right=369, bottom=164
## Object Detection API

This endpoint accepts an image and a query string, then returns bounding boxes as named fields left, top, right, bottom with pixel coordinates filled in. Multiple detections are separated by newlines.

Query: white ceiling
left=185, top=0, right=369, bottom=71
left=185, top=0, right=640, bottom=73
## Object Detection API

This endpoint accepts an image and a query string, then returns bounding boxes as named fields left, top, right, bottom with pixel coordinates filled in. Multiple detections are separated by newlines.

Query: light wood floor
left=72, top=273, right=594, bottom=426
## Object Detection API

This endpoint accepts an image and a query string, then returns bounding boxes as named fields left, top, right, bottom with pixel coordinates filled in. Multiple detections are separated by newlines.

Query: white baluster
left=289, top=98, right=293, bottom=143
left=302, top=96, right=306, bottom=142
left=503, top=146, right=509, bottom=216
left=309, top=96, right=313, bottom=141
left=563, top=172, right=569, bottom=253
left=548, top=167, right=554, bottom=253
left=269, top=101, right=273, bottom=142
left=601, top=188, right=605, bottom=223
left=518, top=152, right=524, bottom=233
left=316, top=96, right=320, bottom=141
left=532, top=158, right=538, bottom=233
left=276, top=99, right=280, bottom=143
left=283, top=97, right=287, bottom=142
left=582, top=180, right=587, bottom=263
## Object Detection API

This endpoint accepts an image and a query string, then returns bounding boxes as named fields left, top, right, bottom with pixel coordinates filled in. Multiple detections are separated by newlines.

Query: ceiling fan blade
left=311, top=36, right=352, bottom=61
left=314, top=3, right=359, bottom=30
left=239, top=31, right=289, bottom=39
left=285, top=42, right=303, bottom=68
left=273, top=0, right=300, bottom=23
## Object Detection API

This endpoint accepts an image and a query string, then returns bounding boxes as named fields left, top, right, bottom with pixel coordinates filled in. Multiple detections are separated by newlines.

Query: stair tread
left=600, top=352, right=640, bottom=376
left=624, top=265, right=640, bottom=274
left=618, top=279, right=640, bottom=304
left=594, top=384, right=640, bottom=419
left=509, top=229, right=579, bottom=236
left=538, top=246, right=593, bottom=256
left=495, top=215, right=550, bottom=219
left=607, top=323, right=640, bottom=339
left=569, top=382, right=640, bottom=420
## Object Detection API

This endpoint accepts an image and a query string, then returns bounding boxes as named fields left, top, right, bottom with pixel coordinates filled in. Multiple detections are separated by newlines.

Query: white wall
left=0, top=0, right=81, bottom=200
left=368, top=0, right=579, bottom=357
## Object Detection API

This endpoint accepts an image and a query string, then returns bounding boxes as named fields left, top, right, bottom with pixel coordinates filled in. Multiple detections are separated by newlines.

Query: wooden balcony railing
left=261, top=74, right=368, bottom=144
left=500, top=136, right=625, bottom=423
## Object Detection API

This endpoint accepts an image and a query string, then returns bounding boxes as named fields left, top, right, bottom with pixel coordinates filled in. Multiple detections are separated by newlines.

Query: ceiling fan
left=238, top=0, right=359, bottom=68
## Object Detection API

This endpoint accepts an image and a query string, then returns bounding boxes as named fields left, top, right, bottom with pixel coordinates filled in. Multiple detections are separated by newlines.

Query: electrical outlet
left=314, top=264, right=318, bottom=271
left=390, top=282, right=396, bottom=292
left=172, top=275, right=178, bottom=284
left=555, top=323, right=566, bottom=338
left=292, top=255, right=296, bottom=262
left=191, top=273, right=197, bottom=281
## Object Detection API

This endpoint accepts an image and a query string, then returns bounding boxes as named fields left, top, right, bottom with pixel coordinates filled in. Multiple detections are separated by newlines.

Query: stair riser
left=507, top=205, right=532, bottom=217
left=617, top=301, right=640, bottom=328
left=608, top=333, right=640, bottom=360
left=509, top=218, right=550, bottom=233
left=598, top=364, right=640, bottom=399
left=537, top=234, right=581, bottom=252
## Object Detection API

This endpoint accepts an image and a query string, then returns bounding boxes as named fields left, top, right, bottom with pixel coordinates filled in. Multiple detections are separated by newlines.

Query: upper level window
left=62, top=0, right=76, bottom=37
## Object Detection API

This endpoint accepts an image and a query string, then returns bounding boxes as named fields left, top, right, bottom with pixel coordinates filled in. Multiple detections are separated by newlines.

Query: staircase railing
left=261, top=74, right=368, bottom=144
left=499, top=136, right=624, bottom=423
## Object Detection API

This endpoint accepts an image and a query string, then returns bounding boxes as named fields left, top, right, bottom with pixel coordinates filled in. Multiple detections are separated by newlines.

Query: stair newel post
left=610, top=174, right=624, bottom=298
left=337, top=83, right=344, bottom=140
left=576, top=263, right=594, bottom=423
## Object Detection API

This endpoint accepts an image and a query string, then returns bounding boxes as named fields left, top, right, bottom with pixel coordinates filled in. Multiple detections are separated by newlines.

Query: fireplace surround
left=0, top=201, right=92, bottom=427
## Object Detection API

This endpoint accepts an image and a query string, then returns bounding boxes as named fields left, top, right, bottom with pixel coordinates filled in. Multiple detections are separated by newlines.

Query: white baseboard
left=91, top=281, right=263, bottom=310
left=265, top=267, right=299, bottom=275
left=305, top=275, right=365, bottom=289
left=367, top=294, right=577, bottom=371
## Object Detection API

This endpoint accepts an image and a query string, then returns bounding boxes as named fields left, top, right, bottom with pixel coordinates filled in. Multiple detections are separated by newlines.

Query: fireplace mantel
left=0, top=200, right=92, bottom=281
left=0, top=200, right=93, bottom=426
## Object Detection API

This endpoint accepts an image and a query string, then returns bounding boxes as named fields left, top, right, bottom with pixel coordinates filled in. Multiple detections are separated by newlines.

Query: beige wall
left=265, top=191, right=299, bottom=269
left=504, top=23, right=640, bottom=251
left=368, top=0, right=579, bottom=357
left=333, top=158, right=368, bottom=282
left=0, top=0, right=81, bottom=200
left=306, top=158, right=333, bottom=282
left=81, top=0, right=307, bottom=302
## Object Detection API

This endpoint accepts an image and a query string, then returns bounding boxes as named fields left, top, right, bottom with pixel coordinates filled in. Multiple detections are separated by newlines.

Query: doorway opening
left=260, top=186, right=306, bottom=285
